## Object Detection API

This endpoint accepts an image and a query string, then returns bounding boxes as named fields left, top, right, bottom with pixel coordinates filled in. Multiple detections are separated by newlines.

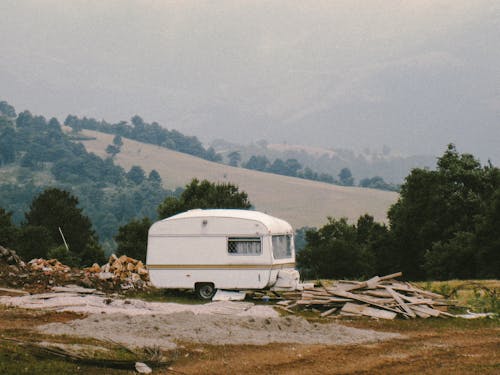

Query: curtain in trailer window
left=272, top=235, right=292, bottom=259
left=228, top=237, right=262, bottom=255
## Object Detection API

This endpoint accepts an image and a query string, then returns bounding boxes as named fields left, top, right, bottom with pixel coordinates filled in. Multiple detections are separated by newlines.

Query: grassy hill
left=73, top=128, right=398, bottom=228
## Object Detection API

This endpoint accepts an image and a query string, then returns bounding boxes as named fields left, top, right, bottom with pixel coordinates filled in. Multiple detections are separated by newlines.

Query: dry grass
left=70, top=128, right=398, bottom=228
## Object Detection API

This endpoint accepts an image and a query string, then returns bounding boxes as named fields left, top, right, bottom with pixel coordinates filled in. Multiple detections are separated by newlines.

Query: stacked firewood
left=272, top=272, right=456, bottom=319
left=84, top=254, right=150, bottom=290
left=28, top=258, right=71, bottom=273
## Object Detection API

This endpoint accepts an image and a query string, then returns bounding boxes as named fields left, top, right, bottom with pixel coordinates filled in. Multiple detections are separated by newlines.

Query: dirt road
left=171, top=318, right=499, bottom=374
left=0, top=302, right=498, bottom=374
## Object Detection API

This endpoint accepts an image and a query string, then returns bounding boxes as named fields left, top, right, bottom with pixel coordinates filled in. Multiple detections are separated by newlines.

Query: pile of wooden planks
left=272, top=272, right=456, bottom=319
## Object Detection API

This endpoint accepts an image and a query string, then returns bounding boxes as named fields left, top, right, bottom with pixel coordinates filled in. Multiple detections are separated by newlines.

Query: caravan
left=146, top=209, right=299, bottom=299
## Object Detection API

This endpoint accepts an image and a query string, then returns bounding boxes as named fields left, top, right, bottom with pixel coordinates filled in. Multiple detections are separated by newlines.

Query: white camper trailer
left=146, top=209, right=299, bottom=299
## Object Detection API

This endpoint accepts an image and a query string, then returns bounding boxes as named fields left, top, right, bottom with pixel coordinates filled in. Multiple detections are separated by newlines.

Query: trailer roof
left=163, top=209, right=293, bottom=233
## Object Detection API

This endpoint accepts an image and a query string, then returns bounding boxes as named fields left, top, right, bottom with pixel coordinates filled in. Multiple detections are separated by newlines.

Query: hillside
left=74, top=128, right=399, bottom=228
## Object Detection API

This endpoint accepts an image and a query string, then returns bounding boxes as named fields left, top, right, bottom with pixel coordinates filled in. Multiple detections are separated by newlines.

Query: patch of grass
left=340, top=314, right=499, bottom=333
left=0, top=341, right=129, bottom=375
left=415, top=280, right=499, bottom=314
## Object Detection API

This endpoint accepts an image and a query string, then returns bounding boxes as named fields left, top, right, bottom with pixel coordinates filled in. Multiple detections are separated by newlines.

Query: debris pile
left=0, top=248, right=78, bottom=292
left=0, top=245, right=26, bottom=270
left=28, top=258, right=71, bottom=273
left=265, top=272, right=456, bottom=319
left=0, top=246, right=29, bottom=289
left=1, top=245, right=151, bottom=293
left=84, top=254, right=151, bottom=291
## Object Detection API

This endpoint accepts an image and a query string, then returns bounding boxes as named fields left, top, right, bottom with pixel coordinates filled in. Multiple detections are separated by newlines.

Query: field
left=0, top=280, right=498, bottom=374
left=70, top=128, right=398, bottom=228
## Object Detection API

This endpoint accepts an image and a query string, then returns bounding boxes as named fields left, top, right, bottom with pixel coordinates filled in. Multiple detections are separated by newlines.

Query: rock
left=135, top=362, right=152, bottom=374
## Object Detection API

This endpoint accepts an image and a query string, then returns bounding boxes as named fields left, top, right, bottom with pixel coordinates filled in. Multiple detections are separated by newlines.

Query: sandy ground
left=39, top=311, right=401, bottom=349
left=0, top=293, right=498, bottom=374
left=0, top=292, right=401, bottom=349
left=0, top=293, right=278, bottom=317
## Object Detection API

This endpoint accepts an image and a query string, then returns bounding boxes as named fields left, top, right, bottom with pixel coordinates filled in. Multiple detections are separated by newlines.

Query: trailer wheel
left=195, top=283, right=216, bottom=300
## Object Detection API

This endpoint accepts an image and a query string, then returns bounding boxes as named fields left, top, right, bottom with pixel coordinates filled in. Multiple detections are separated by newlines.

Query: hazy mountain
left=1, top=1, right=499, bottom=162
left=211, top=139, right=436, bottom=184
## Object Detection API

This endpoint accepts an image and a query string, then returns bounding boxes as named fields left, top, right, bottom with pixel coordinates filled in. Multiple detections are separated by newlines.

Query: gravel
left=1, top=292, right=402, bottom=349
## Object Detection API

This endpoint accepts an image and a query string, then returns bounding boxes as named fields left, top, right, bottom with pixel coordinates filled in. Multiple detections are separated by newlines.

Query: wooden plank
left=0, top=287, right=29, bottom=296
left=406, top=282, right=444, bottom=299
left=412, top=309, right=430, bottom=318
left=378, top=272, right=403, bottom=281
left=340, top=311, right=361, bottom=317
left=360, top=290, right=393, bottom=298
left=296, top=298, right=350, bottom=305
left=342, top=276, right=380, bottom=292
left=341, top=302, right=397, bottom=320
left=320, top=307, right=338, bottom=317
left=383, top=286, right=416, bottom=318
left=411, top=305, right=441, bottom=317
left=398, top=294, right=437, bottom=305
left=329, top=290, right=409, bottom=316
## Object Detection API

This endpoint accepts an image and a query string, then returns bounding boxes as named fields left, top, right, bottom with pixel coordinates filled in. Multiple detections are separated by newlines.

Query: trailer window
left=228, top=237, right=262, bottom=255
left=272, top=235, right=292, bottom=259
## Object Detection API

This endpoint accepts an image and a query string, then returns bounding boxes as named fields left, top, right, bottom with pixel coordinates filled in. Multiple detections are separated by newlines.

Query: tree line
left=297, top=145, right=500, bottom=280
left=0, top=102, right=176, bottom=250
left=1, top=101, right=498, bottom=279
left=64, top=114, right=222, bottom=162
left=0, top=179, right=251, bottom=266
left=231, top=152, right=398, bottom=191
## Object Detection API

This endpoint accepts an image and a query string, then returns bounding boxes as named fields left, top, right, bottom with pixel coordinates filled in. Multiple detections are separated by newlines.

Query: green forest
left=1, top=101, right=499, bottom=279
left=64, top=114, right=222, bottom=162
left=0, top=101, right=178, bottom=255
left=297, top=145, right=500, bottom=280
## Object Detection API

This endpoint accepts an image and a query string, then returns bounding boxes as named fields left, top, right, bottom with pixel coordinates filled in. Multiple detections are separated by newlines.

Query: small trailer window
left=272, top=235, right=292, bottom=259
left=228, top=237, right=262, bottom=255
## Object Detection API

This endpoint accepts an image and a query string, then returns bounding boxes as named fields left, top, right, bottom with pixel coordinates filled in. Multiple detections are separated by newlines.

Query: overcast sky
left=1, top=1, right=499, bottom=161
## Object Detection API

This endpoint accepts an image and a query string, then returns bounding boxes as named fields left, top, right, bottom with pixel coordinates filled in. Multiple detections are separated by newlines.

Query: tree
left=0, top=124, right=16, bottom=165
left=106, top=144, right=120, bottom=157
left=65, top=115, right=83, bottom=133
left=148, top=169, right=162, bottom=185
left=15, top=225, right=54, bottom=261
left=158, top=179, right=252, bottom=218
left=16, top=110, right=33, bottom=129
left=126, top=166, right=146, bottom=185
left=243, top=155, right=270, bottom=171
left=284, top=159, right=302, bottom=176
left=24, top=188, right=104, bottom=265
left=115, top=217, right=151, bottom=261
left=0, top=101, right=16, bottom=117
left=0, top=208, right=18, bottom=248
left=227, top=151, right=241, bottom=167
left=296, top=217, right=374, bottom=279
left=269, top=158, right=287, bottom=175
left=359, top=176, right=399, bottom=191
left=474, top=188, right=500, bottom=278
left=388, top=144, right=500, bottom=279
left=113, top=134, right=123, bottom=147
left=338, top=168, right=354, bottom=186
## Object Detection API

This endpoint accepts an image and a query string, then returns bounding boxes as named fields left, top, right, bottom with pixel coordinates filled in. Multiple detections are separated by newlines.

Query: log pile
left=28, top=258, right=71, bottom=273
left=272, top=272, right=456, bottom=319
left=84, top=254, right=151, bottom=291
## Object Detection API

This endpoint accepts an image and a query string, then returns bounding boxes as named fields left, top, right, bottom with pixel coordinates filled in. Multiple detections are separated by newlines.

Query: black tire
left=195, top=283, right=216, bottom=300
